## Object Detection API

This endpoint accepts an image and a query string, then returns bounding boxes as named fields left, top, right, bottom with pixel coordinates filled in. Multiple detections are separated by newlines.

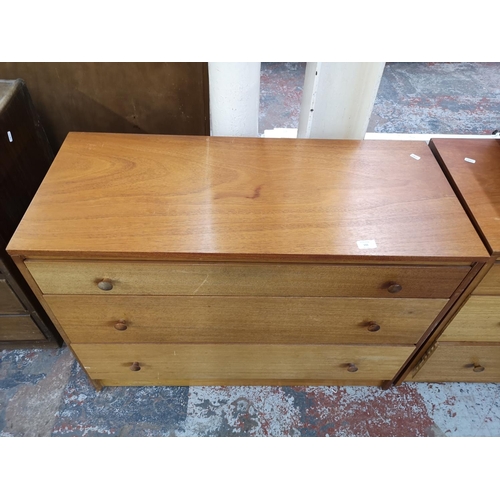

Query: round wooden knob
left=347, top=363, right=358, bottom=373
left=367, top=321, right=381, bottom=332
left=387, top=283, right=402, bottom=294
left=130, top=362, right=141, bottom=372
left=97, top=279, right=113, bottom=291
left=473, top=364, right=485, bottom=373
left=114, top=320, right=128, bottom=331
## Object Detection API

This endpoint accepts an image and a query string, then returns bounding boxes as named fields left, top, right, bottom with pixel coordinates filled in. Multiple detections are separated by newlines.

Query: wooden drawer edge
left=95, top=378, right=386, bottom=387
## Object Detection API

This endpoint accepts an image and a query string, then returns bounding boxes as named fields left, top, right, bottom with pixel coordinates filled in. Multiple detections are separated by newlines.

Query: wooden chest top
left=7, top=133, right=488, bottom=262
left=430, top=138, right=500, bottom=256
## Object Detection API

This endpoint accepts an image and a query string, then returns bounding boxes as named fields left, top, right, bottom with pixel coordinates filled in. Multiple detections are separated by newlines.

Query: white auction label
left=410, top=154, right=420, bottom=160
left=464, top=158, right=476, bottom=163
left=7, top=131, right=13, bottom=142
left=357, top=240, right=377, bottom=249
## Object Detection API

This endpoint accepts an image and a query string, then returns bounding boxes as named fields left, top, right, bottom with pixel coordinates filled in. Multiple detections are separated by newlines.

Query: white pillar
left=298, top=62, right=385, bottom=139
left=208, top=62, right=261, bottom=137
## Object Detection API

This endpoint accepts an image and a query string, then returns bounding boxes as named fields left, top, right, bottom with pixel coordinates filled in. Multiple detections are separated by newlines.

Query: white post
left=208, top=62, right=261, bottom=137
left=298, top=62, right=385, bottom=139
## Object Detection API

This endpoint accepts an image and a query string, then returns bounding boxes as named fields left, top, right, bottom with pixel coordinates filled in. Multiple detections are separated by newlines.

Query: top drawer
left=25, top=260, right=469, bottom=298
left=473, top=264, right=500, bottom=296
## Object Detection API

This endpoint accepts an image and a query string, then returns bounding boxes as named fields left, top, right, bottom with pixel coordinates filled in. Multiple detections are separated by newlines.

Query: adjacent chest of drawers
left=0, top=79, right=62, bottom=348
left=409, top=139, right=500, bottom=382
left=7, top=134, right=489, bottom=388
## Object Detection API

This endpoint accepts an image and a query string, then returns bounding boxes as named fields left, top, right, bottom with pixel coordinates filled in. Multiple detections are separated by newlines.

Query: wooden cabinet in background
left=0, top=63, right=209, bottom=152
left=0, top=79, right=62, bottom=348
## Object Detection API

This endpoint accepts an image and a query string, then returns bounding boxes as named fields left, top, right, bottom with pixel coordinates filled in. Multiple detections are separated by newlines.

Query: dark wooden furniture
left=0, top=63, right=210, bottom=152
left=406, top=138, right=500, bottom=382
left=7, top=134, right=489, bottom=388
left=0, top=79, right=62, bottom=348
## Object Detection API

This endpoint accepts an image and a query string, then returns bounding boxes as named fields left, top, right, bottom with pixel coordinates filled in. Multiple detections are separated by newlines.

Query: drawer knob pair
left=387, top=282, right=402, bottom=294
left=97, top=279, right=113, bottom=291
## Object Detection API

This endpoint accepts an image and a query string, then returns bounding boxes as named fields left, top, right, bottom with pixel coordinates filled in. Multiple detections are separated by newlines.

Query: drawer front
left=440, top=296, right=500, bottom=342
left=474, top=264, right=500, bottom=295
left=410, top=344, right=500, bottom=382
left=73, top=343, right=414, bottom=386
left=0, top=315, right=45, bottom=341
left=46, top=295, right=447, bottom=345
left=0, top=279, right=26, bottom=314
left=26, top=260, right=469, bottom=298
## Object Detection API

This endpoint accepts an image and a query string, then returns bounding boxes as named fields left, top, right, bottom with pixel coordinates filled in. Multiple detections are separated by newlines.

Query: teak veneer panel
left=96, top=378, right=385, bottom=387
left=439, top=296, right=500, bottom=342
left=26, top=260, right=470, bottom=298
left=45, top=295, right=447, bottom=345
left=7, top=134, right=488, bottom=262
left=73, top=343, right=415, bottom=385
left=411, top=344, right=500, bottom=382
left=473, top=263, right=500, bottom=295
left=430, top=139, right=500, bottom=256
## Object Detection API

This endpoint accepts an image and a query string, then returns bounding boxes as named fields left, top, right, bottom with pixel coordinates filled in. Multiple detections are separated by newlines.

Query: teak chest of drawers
left=407, top=138, right=500, bottom=383
left=7, top=133, right=490, bottom=389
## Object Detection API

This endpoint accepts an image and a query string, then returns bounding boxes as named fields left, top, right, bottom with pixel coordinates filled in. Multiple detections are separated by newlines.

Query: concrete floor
left=1, top=62, right=500, bottom=437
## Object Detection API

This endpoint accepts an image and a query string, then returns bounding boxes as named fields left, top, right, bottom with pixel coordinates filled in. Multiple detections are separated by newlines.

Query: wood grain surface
left=7, top=134, right=488, bottom=262
left=45, top=295, right=446, bottom=345
left=439, top=296, right=500, bottom=342
left=0, top=63, right=209, bottom=151
left=26, top=260, right=470, bottom=298
left=72, top=343, right=415, bottom=385
left=430, top=138, right=500, bottom=255
left=410, top=343, right=500, bottom=382
left=96, top=378, right=386, bottom=387
left=473, top=263, right=500, bottom=295
left=0, top=315, right=45, bottom=341
left=390, top=261, right=488, bottom=385
left=0, top=279, right=26, bottom=314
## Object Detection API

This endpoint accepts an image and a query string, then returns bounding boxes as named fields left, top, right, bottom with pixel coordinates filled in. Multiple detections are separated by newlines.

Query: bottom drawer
left=409, top=344, right=500, bottom=382
left=0, top=315, right=45, bottom=341
left=72, top=343, right=414, bottom=387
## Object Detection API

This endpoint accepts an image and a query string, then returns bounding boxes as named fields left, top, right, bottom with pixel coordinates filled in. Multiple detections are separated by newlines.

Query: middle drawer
left=45, top=295, right=447, bottom=344
left=439, top=295, right=500, bottom=342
